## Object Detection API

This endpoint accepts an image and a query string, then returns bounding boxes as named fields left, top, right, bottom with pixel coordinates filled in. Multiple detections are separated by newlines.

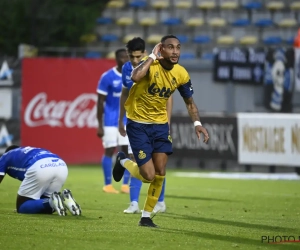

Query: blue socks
left=158, top=178, right=166, bottom=202
left=123, top=169, right=130, bottom=185
left=130, top=177, right=142, bottom=202
left=102, top=156, right=112, bottom=185
left=18, top=199, right=53, bottom=214
left=102, top=155, right=130, bottom=186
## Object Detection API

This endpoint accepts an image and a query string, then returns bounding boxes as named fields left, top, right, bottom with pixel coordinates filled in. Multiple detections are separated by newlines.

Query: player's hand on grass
left=97, top=126, right=104, bottom=138
left=152, top=43, right=164, bottom=60
left=118, top=121, right=127, bottom=137
left=195, top=125, right=209, bottom=143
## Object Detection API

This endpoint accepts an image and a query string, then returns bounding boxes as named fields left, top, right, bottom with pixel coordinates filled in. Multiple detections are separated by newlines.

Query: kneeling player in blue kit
left=0, top=145, right=81, bottom=216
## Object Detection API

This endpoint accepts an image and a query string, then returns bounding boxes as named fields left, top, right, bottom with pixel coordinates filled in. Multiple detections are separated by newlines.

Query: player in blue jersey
left=119, top=37, right=171, bottom=214
left=0, top=145, right=81, bottom=216
left=97, top=48, right=130, bottom=194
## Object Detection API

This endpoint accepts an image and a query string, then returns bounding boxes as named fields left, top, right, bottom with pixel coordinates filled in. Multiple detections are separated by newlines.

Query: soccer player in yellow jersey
left=119, top=37, right=172, bottom=214
left=113, top=35, right=209, bottom=227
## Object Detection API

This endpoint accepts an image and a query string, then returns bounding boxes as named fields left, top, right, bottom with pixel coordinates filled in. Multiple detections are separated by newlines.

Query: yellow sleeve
left=179, top=66, right=191, bottom=86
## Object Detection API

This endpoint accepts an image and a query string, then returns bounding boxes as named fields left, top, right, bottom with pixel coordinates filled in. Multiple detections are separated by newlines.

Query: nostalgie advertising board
left=237, top=113, right=300, bottom=166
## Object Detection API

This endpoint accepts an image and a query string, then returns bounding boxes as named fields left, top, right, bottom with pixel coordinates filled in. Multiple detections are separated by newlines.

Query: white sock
left=131, top=201, right=138, bottom=206
left=120, top=159, right=129, bottom=167
left=142, top=210, right=151, bottom=218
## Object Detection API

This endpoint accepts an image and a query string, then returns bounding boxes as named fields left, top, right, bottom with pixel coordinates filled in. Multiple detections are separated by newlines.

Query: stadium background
left=1, top=0, right=300, bottom=173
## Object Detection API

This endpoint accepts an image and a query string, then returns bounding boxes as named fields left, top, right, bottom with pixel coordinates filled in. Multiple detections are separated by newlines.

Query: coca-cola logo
left=24, top=92, right=98, bottom=128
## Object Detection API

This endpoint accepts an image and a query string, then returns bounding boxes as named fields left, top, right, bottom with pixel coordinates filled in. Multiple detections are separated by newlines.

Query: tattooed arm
left=183, top=96, right=209, bottom=143
left=131, top=57, right=152, bottom=82
left=131, top=42, right=163, bottom=82
left=183, top=96, right=201, bottom=122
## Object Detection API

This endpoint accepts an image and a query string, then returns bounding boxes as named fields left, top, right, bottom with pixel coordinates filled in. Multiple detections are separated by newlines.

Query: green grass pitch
left=0, top=166, right=300, bottom=250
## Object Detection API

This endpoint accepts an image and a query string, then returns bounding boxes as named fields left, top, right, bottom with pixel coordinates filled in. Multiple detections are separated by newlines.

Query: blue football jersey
left=0, top=147, right=61, bottom=181
left=121, top=62, right=136, bottom=125
left=97, top=67, right=126, bottom=126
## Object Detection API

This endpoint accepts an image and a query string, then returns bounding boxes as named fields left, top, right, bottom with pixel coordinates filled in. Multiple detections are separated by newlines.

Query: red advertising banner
left=21, top=58, right=116, bottom=164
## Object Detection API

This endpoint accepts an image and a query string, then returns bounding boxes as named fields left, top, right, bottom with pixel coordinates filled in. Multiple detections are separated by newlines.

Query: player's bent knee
left=140, top=171, right=155, bottom=182
left=155, top=169, right=166, bottom=176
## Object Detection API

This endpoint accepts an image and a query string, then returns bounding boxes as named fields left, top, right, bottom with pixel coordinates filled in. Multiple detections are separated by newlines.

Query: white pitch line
left=172, top=172, right=300, bottom=180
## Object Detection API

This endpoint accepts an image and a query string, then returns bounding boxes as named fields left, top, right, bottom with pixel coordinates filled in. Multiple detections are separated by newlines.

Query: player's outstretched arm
left=119, top=88, right=129, bottom=136
left=183, top=96, right=209, bottom=143
left=131, top=42, right=163, bottom=82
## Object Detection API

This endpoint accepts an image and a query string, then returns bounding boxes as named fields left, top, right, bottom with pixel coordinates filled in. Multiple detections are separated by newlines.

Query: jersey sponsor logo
left=113, top=92, right=121, bottom=97
left=138, top=150, right=146, bottom=159
left=148, top=83, right=172, bottom=98
left=40, top=161, right=66, bottom=168
left=24, top=92, right=98, bottom=128
left=112, top=80, right=121, bottom=87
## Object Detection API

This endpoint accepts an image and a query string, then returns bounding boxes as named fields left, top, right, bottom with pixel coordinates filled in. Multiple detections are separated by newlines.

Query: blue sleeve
left=123, top=62, right=135, bottom=89
left=178, top=79, right=194, bottom=98
left=122, top=63, right=131, bottom=88
left=97, top=73, right=110, bottom=95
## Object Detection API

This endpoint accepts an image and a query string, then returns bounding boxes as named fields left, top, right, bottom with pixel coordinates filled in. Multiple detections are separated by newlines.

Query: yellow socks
left=122, top=159, right=151, bottom=183
left=143, top=175, right=165, bottom=213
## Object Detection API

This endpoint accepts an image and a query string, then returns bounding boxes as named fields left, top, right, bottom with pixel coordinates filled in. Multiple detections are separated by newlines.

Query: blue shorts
left=126, top=119, right=173, bottom=167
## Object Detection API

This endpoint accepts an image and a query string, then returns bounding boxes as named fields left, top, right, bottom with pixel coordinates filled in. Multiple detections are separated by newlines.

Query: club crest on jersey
left=154, top=72, right=159, bottom=78
left=171, top=77, right=177, bottom=85
left=148, top=83, right=172, bottom=98
left=138, top=150, right=146, bottom=159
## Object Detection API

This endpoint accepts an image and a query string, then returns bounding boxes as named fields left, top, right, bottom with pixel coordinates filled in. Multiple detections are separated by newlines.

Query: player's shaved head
left=115, top=48, right=126, bottom=58
left=161, top=35, right=179, bottom=43
left=115, top=48, right=128, bottom=69
left=5, top=145, right=20, bottom=153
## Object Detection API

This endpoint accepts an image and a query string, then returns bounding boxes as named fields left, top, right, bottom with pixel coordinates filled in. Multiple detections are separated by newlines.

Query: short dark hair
left=126, top=37, right=145, bottom=52
left=115, top=48, right=126, bottom=58
left=161, top=35, right=179, bottom=43
left=5, top=145, right=20, bottom=153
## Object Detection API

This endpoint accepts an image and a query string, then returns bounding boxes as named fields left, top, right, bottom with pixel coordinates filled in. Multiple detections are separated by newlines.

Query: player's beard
left=166, top=56, right=179, bottom=65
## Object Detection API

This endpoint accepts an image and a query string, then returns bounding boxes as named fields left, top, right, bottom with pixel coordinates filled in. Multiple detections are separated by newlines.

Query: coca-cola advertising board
left=21, top=58, right=116, bottom=164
